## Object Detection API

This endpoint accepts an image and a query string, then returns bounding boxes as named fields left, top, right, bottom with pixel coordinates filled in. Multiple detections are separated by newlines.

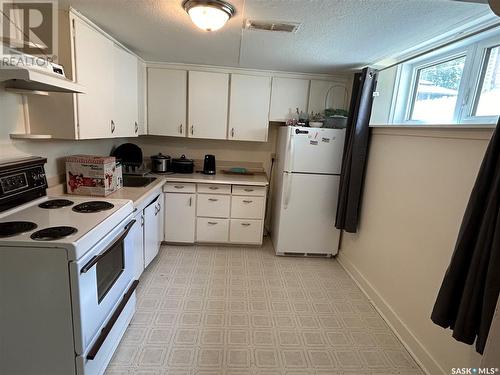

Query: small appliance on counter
left=150, top=153, right=171, bottom=173
left=171, top=154, right=194, bottom=174
left=111, top=143, right=150, bottom=175
left=203, top=154, right=216, bottom=175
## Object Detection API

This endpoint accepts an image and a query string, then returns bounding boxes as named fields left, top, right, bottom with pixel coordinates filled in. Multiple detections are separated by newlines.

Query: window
left=473, top=45, right=500, bottom=117
left=386, top=28, right=500, bottom=125
left=410, top=56, right=466, bottom=123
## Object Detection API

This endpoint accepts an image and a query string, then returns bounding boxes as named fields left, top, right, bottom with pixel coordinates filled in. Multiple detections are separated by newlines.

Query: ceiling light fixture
left=183, top=0, right=235, bottom=32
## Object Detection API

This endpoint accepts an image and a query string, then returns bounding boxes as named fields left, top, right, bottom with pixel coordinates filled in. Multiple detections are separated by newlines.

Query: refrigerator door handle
left=286, top=129, right=294, bottom=171
left=284, top=172, right=292, bottom=209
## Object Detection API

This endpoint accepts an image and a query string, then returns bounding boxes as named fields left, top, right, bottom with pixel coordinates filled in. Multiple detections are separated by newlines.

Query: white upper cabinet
left=113, top=44, right=139, bottom=137
left=228, top=74, right=271, bottom=142
left=73, top=17, right=115, bottom=139
left=148, top=68, right=187, bottom=137
left=269, top=77, right=310, bottom=122
left=308, top=79, right=349, bottom=115
left=188, top=71, right=229, bottom=140
left=136, top=60, right=147, bottom=135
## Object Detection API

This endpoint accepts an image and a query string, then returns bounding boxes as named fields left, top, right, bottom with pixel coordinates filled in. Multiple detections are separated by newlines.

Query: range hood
left=0, top=54, right=84, bottom=94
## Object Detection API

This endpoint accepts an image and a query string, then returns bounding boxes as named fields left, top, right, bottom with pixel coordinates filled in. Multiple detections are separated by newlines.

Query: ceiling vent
left=244, top=20, right=300, bottom=33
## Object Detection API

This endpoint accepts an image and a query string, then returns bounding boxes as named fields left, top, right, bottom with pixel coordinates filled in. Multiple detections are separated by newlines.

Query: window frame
left=392, top=28, right=500, bottom=126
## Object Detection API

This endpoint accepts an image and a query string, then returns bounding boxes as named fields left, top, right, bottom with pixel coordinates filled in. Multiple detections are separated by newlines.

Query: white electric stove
left=0, top=157, right=138, bottom=375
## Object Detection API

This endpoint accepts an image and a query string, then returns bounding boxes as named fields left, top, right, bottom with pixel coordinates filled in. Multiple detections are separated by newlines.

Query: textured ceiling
left=58, top=0, right=492, bottom=73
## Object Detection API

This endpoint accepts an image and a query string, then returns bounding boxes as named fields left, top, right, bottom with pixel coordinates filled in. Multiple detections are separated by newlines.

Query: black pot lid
left=151, top=153, right=170, bottom=160
left=172, top=154, right=193, bottom=164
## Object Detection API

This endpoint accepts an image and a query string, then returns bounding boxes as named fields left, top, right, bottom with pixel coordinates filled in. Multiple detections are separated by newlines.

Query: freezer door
left=274, top=172, right=340, bottom=255
left=285, top=126, right=345, bottom=174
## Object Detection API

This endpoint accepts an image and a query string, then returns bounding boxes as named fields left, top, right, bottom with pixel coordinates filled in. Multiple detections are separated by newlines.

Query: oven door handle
left=86, top=280, right=139, bottom=360
left=80, top=219, right=137, bottom=274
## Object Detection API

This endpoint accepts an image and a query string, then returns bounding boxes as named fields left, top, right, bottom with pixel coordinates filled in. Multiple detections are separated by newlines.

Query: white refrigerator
left=271, top=126, right=346, bottom=256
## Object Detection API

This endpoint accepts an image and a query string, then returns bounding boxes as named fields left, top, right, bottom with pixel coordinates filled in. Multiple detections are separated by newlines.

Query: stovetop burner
left=72, top=201, right=114, bottom=213
left=38, top=199, right=74, bottom=209
left=30, top=226, right=78, bottom=241
left=0, top=221, right=38, bottom=238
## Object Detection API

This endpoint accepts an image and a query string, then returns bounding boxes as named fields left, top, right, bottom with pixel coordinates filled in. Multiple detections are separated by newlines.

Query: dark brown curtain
left=335, top=67, right=377, bottom=233
left=431, top=117, right=500, bottom=354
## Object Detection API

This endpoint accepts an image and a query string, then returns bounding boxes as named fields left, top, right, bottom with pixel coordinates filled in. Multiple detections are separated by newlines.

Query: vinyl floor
left=106, top=239, right=424, bottom=375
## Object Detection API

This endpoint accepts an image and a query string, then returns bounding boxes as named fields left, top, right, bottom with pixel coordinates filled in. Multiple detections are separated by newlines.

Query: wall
left=338, top=126, right=494, bottom=374
left=0, top=85, right=279, bottom=183
left=0, top=86, right=124, bottom=181
left=134, top=125, right=279, bottom=175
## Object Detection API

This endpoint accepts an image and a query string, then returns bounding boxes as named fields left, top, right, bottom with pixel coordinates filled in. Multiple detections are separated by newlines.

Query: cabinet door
left=137, top=60, right=147, bottom=135
left=72, top=18, right=114, bottom=139
left=164, top=193, right=196, bottom=243
left=188, top=71, right=229, bottom=140
left=229, top=74, right=271, bottom=142
left=308, top=79, right=348, bottom=115
left=269, top=77, right=310, bottom=121
left=148, top=68, right=187, bottom=137
left=113, top=45, right=139, bottom=137
left=144, top=196, right=161, bottom=268
left=131, top=210, right=144, bottom=279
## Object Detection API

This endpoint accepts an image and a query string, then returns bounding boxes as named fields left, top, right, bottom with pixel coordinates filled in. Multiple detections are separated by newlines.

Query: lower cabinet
left=163, top=182, right=266, bottom=245
left=144, top=194, right=164, bottom=268
left=131, top=193, right=164, bottom=278
left=196, top=218, right=229, bottom=243
left=131, top=209, right=144, bottom=280
left=164, top=192, right=196, bottom=243
left=230, top=219, right=263, bottom=244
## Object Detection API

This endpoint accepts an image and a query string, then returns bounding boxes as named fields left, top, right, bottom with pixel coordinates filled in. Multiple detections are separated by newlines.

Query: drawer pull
left=209, top=186, right=219, bottom=190
left=244, top=188, right=254, bottom=192
left=241, top=223, right=251, bottom=226
left=208, top=221, right=218, bottom=225
left=243, top=200, right=253, bottom=203
left=208, top=198, right=219, bottom=202
left=174, top=185, right=185, bottom=189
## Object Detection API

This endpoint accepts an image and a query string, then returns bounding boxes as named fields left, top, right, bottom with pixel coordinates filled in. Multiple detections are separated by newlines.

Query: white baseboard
left=337, top=253, right=446, bottom=375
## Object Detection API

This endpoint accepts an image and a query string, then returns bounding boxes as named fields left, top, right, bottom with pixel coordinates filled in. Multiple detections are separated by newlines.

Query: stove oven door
left=70, top=215, right=137, bottom=355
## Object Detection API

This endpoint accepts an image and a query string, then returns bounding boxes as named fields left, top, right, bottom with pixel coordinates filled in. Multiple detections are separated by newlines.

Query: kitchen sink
left=122, top=176, right=157, bottom=188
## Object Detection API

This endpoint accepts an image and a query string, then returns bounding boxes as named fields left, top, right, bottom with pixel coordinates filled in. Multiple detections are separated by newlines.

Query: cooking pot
left=150, top=153, right=171, bottom=173
left=171, top=154, right=194, bottom=174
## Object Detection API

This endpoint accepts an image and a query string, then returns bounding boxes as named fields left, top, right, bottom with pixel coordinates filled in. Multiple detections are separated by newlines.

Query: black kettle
left=203, top=155, right=216, bottom=175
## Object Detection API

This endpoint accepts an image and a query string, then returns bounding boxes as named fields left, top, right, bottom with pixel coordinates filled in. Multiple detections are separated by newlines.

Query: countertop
left=103, top=171, right=269, bottom=207
left=105, top=177, right=166, bottom=208
left=155, top=171, right=269, bottom=186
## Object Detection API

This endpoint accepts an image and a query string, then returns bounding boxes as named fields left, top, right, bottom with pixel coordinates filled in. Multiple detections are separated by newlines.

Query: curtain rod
left=378, top=21, right=500, bottom=72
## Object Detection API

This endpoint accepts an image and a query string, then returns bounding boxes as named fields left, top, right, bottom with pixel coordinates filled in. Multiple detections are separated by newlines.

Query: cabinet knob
left=111, top=120, right=115, bottom=133
left=209, top=186, right=219, bottom=190
left=208, top=221, right=218, bottom=225
left=179, top=124, right=183, bottom=134
left=174, top=185, right=185, bottom=189
left=241, top=223, right=251, bottom=226
left=244, top=188, right=254, bottom=192
left=190, top=125, right=194, bottom=135
left=243, top=200, right=253, bottom=203
left=231, top=127, right=235, bottom=138
left=189, top=196, right=192, bottom=206
left=208, top=198, right=219, bottom=202
left=135, top=121, right=138, bottom=133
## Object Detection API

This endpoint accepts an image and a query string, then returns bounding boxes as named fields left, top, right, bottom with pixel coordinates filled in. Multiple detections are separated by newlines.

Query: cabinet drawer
left=197, top=183, right=231, bottom=194
left=197, top=194, right=230, bottom=218
left=231, top=196, right=265, bottom=219
left=197, top=218, right=229, bottom=242
left=232, top=185, right=266, bottom=196
left=163, top=182, right=196, bottom=193
left=230, top=219, right=263, bottom=244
